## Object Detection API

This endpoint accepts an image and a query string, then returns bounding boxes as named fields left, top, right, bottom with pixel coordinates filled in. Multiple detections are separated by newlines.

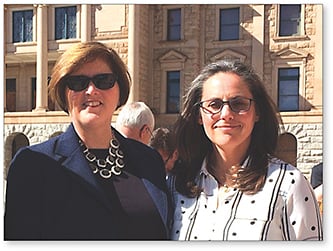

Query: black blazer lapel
left=54, top=124, right=110, bottom=204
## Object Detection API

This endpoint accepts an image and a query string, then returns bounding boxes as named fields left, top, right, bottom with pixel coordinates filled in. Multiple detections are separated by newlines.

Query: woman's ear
left=254, top=105, right=260, bottom=122
left=255, top=114, right=259, bottom=122
left=198, top=114, right=203, bottom=125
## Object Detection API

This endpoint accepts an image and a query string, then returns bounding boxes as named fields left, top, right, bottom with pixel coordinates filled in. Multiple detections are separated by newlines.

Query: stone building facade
left=3, top=4, right=323, bottom=178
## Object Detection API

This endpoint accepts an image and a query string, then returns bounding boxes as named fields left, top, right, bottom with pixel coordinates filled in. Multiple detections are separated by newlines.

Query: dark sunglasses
left=64, top=73, right=117, bottom=92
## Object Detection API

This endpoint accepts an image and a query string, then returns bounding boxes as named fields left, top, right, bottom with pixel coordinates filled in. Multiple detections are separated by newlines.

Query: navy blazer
left=4, top=124, right=171, bottom=240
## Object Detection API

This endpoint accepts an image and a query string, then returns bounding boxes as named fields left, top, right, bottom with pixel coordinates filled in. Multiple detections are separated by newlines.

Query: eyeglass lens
left=200, top=97, right=253, bottom=114
left=65, top=73, right=117, bottom=92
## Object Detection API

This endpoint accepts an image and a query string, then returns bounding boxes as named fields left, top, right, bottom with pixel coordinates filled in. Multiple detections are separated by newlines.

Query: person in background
left=115, top=101, right=155, bottom=145
left=4, top=42, right=170, bottom=240
left=310, top=162, right=323, bottom=216
left=149, top=127, right=179, bottom=176
left=168, top=60, right=322, bottom=240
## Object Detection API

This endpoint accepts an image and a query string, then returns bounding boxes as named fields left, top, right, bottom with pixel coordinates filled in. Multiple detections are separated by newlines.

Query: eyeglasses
left=64, top=73, right=117, bottom=92
left=199, top=96, right=254, bottom=114
left=164, top=153, right=173, bottom=165
left=146, top=127, right=154, bottom=140
left=140, top=125, right=154, bottom=140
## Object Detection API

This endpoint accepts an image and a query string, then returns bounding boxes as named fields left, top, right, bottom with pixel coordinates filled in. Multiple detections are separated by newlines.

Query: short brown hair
left=149, top=127, right=176, bottom=156
left=48, top=41, right=131, bottom=113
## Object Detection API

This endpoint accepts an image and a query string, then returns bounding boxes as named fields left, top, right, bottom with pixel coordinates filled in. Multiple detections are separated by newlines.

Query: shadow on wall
left=274, top=132, right=297, bottom=167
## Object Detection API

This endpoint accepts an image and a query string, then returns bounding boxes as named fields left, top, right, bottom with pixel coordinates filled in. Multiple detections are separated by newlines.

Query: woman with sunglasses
left=168, top=60, right=322, bottom=240
left=5, top=42, right=170, bottom=240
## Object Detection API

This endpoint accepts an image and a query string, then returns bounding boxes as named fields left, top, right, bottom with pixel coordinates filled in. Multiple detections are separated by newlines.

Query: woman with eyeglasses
left=4, top=42, right=170, bottom=240
left=168, top=60, right=322, bottom=240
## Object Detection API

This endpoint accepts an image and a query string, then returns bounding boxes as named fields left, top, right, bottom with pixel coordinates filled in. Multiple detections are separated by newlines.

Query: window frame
left=7, top=6, right=36, bottom=44
left=277, top=67, right=300, bottom=111
left=12, top=9, right=34, bottom=43
left=6, top=78, right=17, bottom=112
left=271, top=56, right=307, bottom=112
left=275, top=4, right=305, bottom=39
left=167, top=8, right=182, bottom=41
left=219, top=7, right=240, bottom=41
left=163, top=5, right=184, bottom=41
left=279, top=4, right=302, bottom=37
left=166, top=71, right=181, bottom=114
left=54, top=5, right=78, bottom=40
left=158, top=50, right=186, bottom=114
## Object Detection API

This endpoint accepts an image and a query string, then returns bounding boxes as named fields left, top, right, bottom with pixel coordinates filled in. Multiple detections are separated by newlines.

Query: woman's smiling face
left=199, top=72, right=259, bottom=152
left=66, top=58, right=120, bottom=130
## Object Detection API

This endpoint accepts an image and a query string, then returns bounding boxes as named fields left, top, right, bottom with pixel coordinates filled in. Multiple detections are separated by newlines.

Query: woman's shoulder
left=267, top=157, right=312, bottom=194
left=267, top=157, right=302, bottom=175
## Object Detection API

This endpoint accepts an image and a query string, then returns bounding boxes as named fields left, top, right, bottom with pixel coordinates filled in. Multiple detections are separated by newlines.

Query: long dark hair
left=173, top=60, right=281, bottom=197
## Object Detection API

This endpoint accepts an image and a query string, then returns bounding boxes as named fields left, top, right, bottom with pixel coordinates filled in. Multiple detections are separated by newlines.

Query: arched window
left=4, top=133, right=30, bottom=179
left=12, top=133, right=29, bottom=158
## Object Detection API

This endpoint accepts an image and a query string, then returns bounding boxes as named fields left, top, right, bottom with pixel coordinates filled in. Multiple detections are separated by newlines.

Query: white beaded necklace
left=79, top=138, right=125, bottom=179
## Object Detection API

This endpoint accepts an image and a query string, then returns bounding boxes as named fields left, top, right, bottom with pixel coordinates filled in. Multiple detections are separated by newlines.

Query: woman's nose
left=218, top=104, right=234, bottom=120
left=85, top=81, right=98, bottom=94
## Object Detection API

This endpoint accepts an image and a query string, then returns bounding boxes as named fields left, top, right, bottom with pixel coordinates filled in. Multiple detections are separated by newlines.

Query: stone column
left=128, top=5, right=139, bottom=102
left=81, top=4, right=91, bottom=42
left=251, top=4, right=264, bottom=78
left=3, top=5, right=7, bottom=111
left=4, top=62, right=7, bottom=112
left=313, top=4, right=322, bottom=110
left=33, top=4, right=48, bottom=112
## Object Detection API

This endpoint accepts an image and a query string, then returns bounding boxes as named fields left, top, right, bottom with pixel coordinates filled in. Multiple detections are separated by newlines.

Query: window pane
left=279, top=68, right=299, bottom=77
left=278, top=67, right=299, bottom=111
left=6, top=79, right=16, bottom=112
left=55, top=8, right=65, bottom=39
left=279, top=96, right=299, bottom=111
left=167, top=71, right=180, bottom=113
left=220, top=8, right=239, bottom=41
left=13, top=10, right=33, bottom=42
left=221, top=9, right=239, bottom=24
left=66, top=6, right=77, bottom=38
left=24, top=11, right=33, bottom=41
left=167, top=9, right=181, bottom=41
left=279, top=4, right=301, bottom=36
left=221, top=26, right=239, bottom=40
left=55, top=6, right=77, bottom=40
left=279, top=80, right=299, bottom=95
